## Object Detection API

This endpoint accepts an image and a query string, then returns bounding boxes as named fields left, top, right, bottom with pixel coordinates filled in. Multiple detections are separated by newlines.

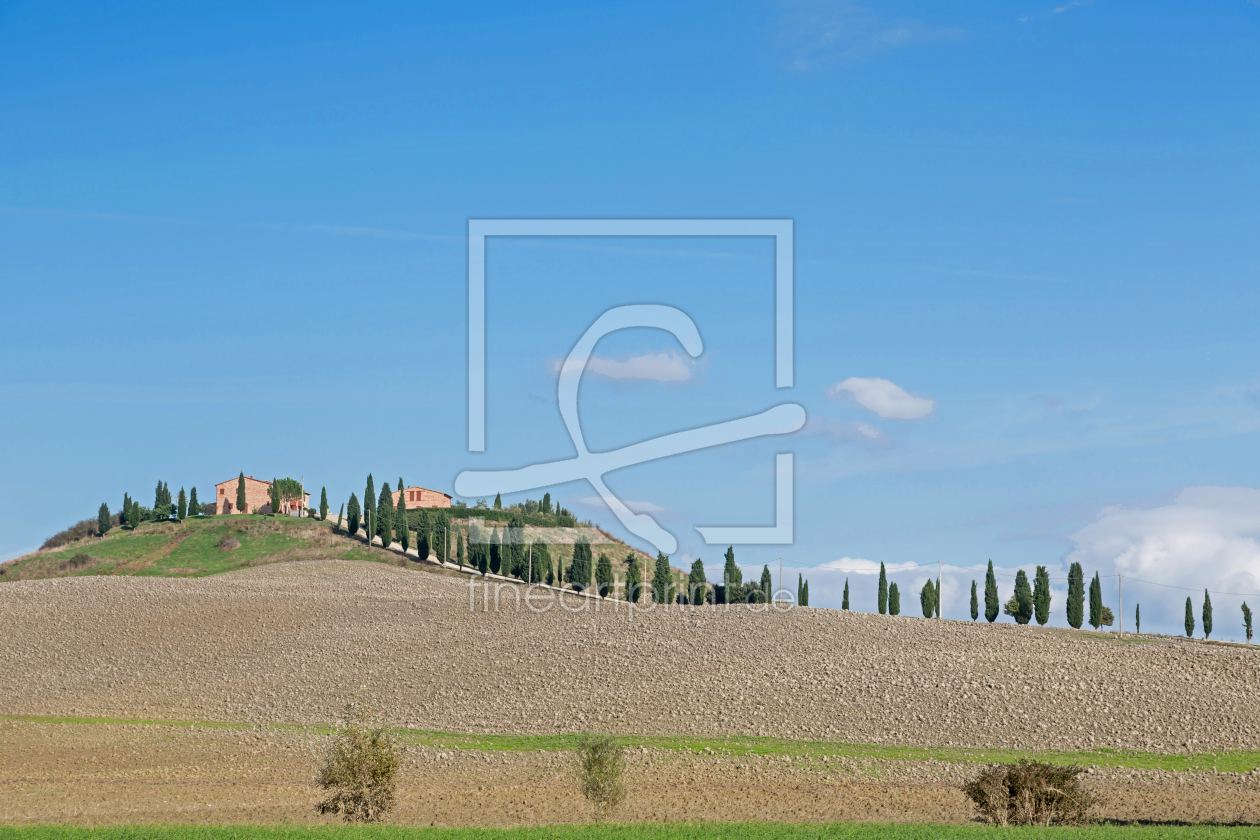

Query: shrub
left=58, top=553, right=101, bottom=572
left=963, top=760, right=1092, bottom=826
left=574, top=733, right=625, bottom=818
left=40, top=518, right=99, bottom=551
left=217, top=536, right=241, bottom=551
left=315, top=693, right=403, bottom=823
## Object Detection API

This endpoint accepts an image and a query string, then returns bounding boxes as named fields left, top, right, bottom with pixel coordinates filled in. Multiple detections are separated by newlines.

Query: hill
left=2, top=558, right=1257, bottom=755
left=0, top=512, right=676, bottom=590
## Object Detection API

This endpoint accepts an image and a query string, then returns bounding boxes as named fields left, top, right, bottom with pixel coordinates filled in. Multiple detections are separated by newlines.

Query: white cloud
left=558, top=351, right=693, bottom=383
left=802, top=416, right=891, bottom=448
left=827, top=377, right=935, bottom=420
left=577, top=496, right=667, bottom=514
left=1065, top=487, right=1260, bottom=604
left=817, top=557, right=921, bottom=574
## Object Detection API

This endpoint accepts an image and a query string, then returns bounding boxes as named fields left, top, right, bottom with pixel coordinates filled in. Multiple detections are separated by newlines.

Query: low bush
left=963, top=760, right=1092, bottom=826
left=574, top=733, right=626, bottom=818
left=216, top=536, right=241, bottom=551
left=57, top=553, right=102, bottom=572
left=316, top=692, right=403, bottom=823
left=40, top=518, right=101, bottom=551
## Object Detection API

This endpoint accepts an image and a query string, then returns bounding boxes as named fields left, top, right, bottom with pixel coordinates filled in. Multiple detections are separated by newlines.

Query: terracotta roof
left=403, top=485, right=451, bottom=497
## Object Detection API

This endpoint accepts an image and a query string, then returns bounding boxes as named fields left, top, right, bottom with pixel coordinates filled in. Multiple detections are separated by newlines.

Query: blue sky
left=2, top=1, right=1259, bottom=638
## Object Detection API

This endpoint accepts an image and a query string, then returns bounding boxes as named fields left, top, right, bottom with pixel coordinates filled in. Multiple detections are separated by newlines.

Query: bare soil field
left=2, top=559, right=1257, bottom=753
left=3, top=720, right=1259, bottom=826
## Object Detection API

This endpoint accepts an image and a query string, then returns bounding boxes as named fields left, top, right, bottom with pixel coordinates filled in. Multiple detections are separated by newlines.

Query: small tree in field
left=574, top=734, right=625, bottom=819
left=1242, top=602, right=1253, bottom=643
left=316, top=691, right=403, bottom=823
left=1135, top=603, right=1140, bottom=634
left=177, top=487, right=187, bottom=521
left=188, top=487, right=199, bottom=517
left=970, top=580, right=979, bottom=621
left=98, top=503, right=111, bottom=536
left=320, top=487, right=329, bottom=521
left=1184, top=597, right=1195, bottom=638
left=888, top=582, right=900, bottom=615
left=842, top=578, right=849, bottom=610
left=1203, top=589, right=1213, bottom=639
left=595, top=553, right=614, bottom=597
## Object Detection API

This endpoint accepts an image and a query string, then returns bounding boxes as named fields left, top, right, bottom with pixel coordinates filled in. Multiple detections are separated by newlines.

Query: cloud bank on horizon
left=798, top=487, right=1260, bottom=640
left=827, top=377, right=935, bottom=420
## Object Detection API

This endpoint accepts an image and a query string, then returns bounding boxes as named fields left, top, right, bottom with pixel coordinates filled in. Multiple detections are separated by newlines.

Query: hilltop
left=0, top=511, right=673, bottom=590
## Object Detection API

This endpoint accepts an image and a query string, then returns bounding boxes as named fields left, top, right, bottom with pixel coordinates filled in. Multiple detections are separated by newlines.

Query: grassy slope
left=0, top=516, right=387, bottom=582
left=3, top=714, right=1257, bottom=774
left=0, top=824, right=1256, bottom=839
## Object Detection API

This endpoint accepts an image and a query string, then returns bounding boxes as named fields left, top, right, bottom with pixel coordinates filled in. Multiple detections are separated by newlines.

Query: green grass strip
left=1, top=823, right=1259, bottom=840
left=5, top=714, right=1259, bottom=774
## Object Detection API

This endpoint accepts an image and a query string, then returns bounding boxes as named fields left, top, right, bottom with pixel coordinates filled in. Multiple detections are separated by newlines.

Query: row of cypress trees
left=104, top=482, right=202, bottom=534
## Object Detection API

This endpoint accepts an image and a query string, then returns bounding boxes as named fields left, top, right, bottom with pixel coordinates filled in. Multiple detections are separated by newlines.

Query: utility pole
left=938, top=558, right=942, bottom=619
left=300, top=476, right=304, bottom=518
left=1118, top=573, right=1123, bottom=639
left=528, top=541, right=533, bottom=586
left=778, top=556, right=783, bottom=605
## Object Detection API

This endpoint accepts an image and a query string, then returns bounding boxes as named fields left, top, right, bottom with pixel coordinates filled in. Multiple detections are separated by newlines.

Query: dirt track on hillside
left=1, top=559, right=1259, bottom=753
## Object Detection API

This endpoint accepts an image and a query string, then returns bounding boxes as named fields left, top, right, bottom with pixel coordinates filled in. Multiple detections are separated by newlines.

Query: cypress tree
left=1184, top=596, right=1195, bottom=638
left=1033, top=566, right=1051, bottom=626
left=797, top=573, right=803, bottom=606
left=760, top=565, right=772, bottom=604
left=722, top=547, right=741, bottom=604
left=689, top=559, right=707, bottom=605
left=888, top=582, right=901, bottom=615
left=269, top=480, right=281, bottom=516
left=177, top=487, right=187, bottom=520
left=1203, top=589, right=1212, bottom=639
left=842, top=578, right=849, bottom=610
left=347, top=493, right=360, bottom=535
left=396, top=487, right=408, bottom=550
left=336, top=503, right=344, bottom=531
left=494, top=492, right=502, bottom=509
left=935, top=574, right=941, bottom=618
left=1242, top=602, right=1253, bottom=644
left=489, top=527, right=502, bottom=574
left=1010, top=569, right=1033, bottom=625
left=626, top=554, right=642, bottom=602
left=236, top=472, right=247, bottom=514
left=457, top=532, right=465, bottom=568
left=319, top=488, right=329, bottom=521
left=878, top=563, right=888, bottom=615
left=652, top=552, right=672, bottom=605
left=377, top=483, right=394, bottom=546
left=970, top=580, right=978, bottom=621
left=1135, top=603, right=1140, bottom=635
left=364, top=474, right=376, bottom=530
left=802, top=580, right=809, bottom=606
left=121, top=493, right=131, bottom=527
left=1089, top=572, right=1103, bottom=630
left=595, top=553, right=614, bottom=597
left=98, top=502, right=111, bottom=535
left=920, top=579, right=935, bottom=618
left=188, top=487, right=199, bottom=517
left=1066, top=562, right=1084, bottom=629
left=528, top=539, right=549, bottom=583
left=542, top=492, right=551, bottom=515
left=984, top=560, right=999, bottom=623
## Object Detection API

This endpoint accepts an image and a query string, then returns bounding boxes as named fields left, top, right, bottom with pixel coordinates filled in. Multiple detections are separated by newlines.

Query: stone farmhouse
left=389, top=485, right=452, bottom=509
left=213, top=475, right=311, bottom=515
